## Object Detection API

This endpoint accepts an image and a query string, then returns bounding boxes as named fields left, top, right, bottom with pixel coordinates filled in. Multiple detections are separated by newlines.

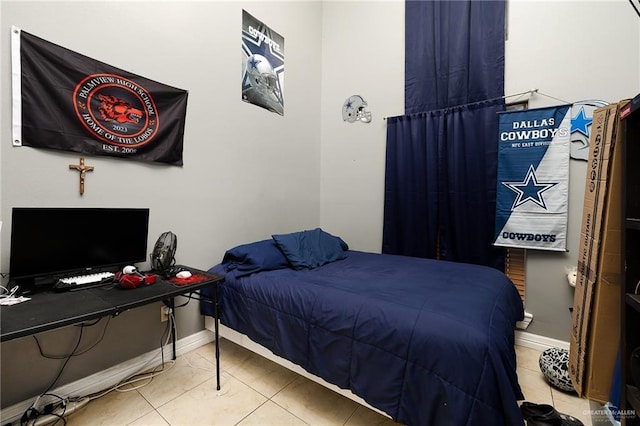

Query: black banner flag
left=11, top=27, right=188, bottom=166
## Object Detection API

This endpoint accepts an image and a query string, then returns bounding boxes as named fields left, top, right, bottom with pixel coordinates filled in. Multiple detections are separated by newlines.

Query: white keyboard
left=56, top=271, right=115, bottom=287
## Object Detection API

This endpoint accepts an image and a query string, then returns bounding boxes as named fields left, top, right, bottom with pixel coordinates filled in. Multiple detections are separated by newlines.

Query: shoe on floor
left=520, top=401, right=584, bottom=426
left=526, top=416, right=562, bottom=426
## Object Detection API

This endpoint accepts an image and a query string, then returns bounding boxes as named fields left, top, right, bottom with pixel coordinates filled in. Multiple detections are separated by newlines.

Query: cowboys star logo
left=502, top=165, right=558, bottom=210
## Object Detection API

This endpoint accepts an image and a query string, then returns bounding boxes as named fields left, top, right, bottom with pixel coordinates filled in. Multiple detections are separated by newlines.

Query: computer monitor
left=9, top=207, right=150, bottom=287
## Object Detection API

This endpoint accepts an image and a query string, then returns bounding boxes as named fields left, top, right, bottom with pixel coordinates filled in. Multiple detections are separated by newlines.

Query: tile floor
left=64, top=340, right=598, bottom=425
left=515, top=345, right=595, bottom=426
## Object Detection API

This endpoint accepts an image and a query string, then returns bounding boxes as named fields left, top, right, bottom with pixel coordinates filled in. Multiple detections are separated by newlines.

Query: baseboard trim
left=515, top=330, right=570, bottom=351
left=1, top=330, right=214, bottom=425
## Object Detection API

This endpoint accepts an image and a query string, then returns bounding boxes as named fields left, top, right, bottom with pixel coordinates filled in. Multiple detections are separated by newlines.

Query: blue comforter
left=201, top=251, right=524, bottom=425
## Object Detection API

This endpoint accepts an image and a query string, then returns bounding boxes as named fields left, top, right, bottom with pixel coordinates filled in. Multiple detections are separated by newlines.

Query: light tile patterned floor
left=516, top=345, right=594, bottom=426
left=64, top=340, right=599, bottom=425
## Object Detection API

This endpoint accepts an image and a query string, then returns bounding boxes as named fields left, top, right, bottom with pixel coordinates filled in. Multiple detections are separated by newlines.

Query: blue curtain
left=405, top=0, right=505, bottom=113
left=383, top=0, right=506, bottom=269
left=383, top=113, right=440, bottom=260
left=383, top=99, right=505, bottom=269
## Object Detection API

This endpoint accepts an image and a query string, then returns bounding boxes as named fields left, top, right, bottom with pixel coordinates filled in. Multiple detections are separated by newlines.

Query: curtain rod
left=383, top=88, right=542, bottom=120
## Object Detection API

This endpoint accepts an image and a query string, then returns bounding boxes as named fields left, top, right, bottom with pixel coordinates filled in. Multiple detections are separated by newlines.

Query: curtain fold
left=383, top=113, right=440, bottom=259
left=438, top=100, right=505, bottom=269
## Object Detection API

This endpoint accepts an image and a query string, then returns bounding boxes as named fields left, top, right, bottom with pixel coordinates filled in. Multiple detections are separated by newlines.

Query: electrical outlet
left=160, top=306, right=171, bottom=322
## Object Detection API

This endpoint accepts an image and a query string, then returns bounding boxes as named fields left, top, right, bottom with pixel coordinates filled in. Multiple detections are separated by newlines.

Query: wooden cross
left=69, top=157, right=94, bottom=195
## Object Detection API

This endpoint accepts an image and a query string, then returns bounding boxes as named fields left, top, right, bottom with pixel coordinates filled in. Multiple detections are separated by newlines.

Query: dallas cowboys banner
left=11, top=27, right=188, bottom=166
left=494, top=105, right=571, bottom=251
left=242, top=10, right=284, bottom=115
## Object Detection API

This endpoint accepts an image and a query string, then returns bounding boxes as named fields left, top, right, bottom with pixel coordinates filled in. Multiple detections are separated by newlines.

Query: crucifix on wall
left=69, top=157, right=94, bottom=195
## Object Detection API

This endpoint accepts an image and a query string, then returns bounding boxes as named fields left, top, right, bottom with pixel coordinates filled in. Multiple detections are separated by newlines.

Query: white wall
left=0, top=0, right=322, bottom=407
left=320, top=0, right=404, bottom=252
left=319, top=0, right=640, bottom=340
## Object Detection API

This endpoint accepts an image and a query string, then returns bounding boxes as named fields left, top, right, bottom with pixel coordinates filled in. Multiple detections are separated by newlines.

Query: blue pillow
left=271, top=228, right=348, bottom=270
left=221, top=239, right=289, bottom=277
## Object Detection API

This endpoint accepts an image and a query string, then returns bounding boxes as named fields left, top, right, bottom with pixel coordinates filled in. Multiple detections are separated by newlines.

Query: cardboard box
left=569, top=101, right=626, bottom=403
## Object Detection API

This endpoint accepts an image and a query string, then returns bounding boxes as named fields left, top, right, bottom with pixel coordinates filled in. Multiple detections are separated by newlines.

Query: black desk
left=0, top=267, right=224, bottom=388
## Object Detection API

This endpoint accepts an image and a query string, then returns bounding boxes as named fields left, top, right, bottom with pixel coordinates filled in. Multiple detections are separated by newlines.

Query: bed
left=200, top=229, right=525, bottom=426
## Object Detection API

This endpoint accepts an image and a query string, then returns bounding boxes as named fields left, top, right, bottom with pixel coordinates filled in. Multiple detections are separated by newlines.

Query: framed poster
left=241, top=10, right=284, bottom=115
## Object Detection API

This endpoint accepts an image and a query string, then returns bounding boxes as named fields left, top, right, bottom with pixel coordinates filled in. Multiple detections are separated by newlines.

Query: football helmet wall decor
left=342, top=95, right=372, bottom=123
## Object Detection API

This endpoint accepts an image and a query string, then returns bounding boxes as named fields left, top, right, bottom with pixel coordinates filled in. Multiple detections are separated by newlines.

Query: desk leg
left=214, top=285, right=220, bottom=391
left=170, top=297, right=177, bottom=360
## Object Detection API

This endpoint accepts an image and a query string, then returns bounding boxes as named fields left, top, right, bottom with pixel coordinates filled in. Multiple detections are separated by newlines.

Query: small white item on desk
left=176, top=270, right=192, bottom=279
left=0, top=296, right=31, bottom=306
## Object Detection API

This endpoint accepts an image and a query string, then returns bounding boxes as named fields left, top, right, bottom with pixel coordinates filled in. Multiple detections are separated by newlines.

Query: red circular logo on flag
left=73, top=73, right=159, bottom=147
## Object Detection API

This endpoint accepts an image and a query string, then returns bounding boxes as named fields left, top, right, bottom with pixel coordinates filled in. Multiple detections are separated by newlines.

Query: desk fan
left=151, top=231, right=177, bottom=278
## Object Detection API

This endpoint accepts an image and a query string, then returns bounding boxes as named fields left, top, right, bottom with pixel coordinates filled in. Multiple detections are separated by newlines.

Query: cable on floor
left=21, top=304, right=183, bottom=424
left=84, top=312, right=176, bottom=401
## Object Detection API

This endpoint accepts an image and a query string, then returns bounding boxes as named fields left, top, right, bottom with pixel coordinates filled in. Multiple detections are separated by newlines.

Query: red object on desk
left=168, top=273, right=211, bottom=286
left=115, top=271, right=157, bottom=289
